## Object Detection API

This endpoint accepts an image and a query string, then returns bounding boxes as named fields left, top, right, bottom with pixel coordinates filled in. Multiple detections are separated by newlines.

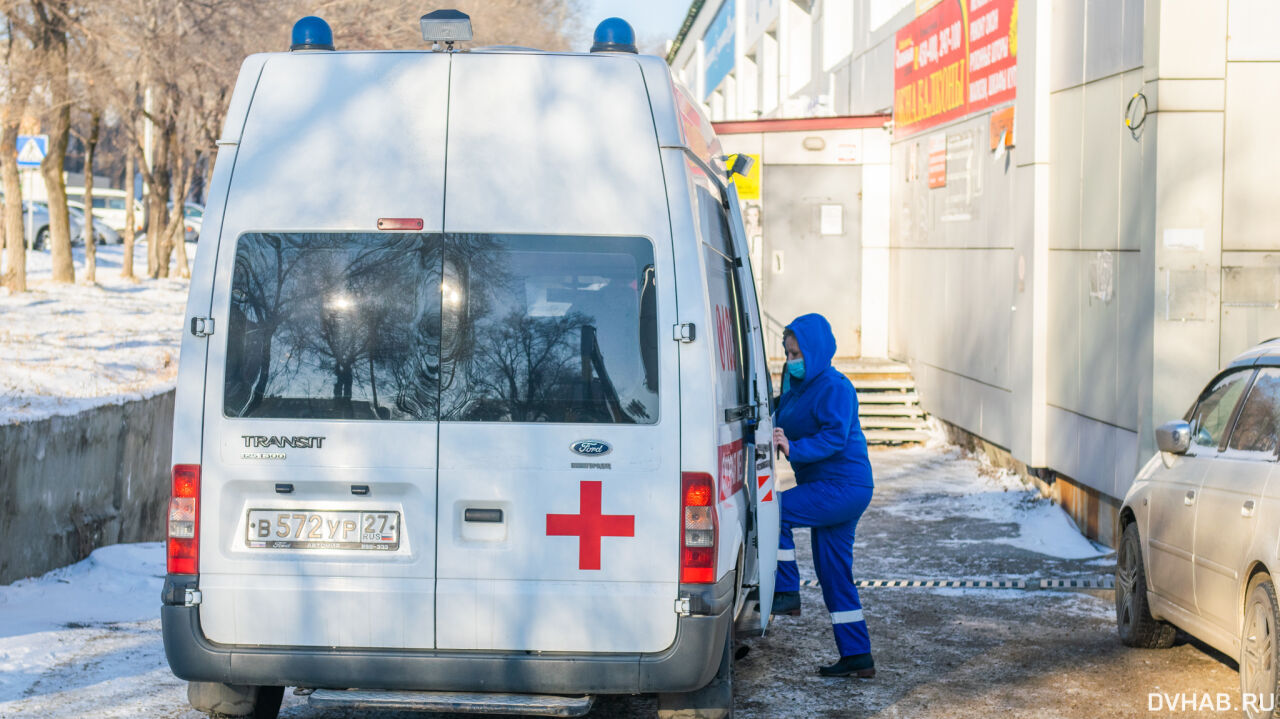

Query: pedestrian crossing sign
left=16, top=135, right=47, bottom=168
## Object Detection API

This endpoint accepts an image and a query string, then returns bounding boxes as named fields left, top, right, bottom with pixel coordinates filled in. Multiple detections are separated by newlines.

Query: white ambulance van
left=162, top=13, right=779, bottom=719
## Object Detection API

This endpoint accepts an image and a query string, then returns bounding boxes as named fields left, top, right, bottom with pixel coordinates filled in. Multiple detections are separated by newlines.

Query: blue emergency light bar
left=591, top=18, right=637, bottom=54
left=290, top=16, right=334, bottom=52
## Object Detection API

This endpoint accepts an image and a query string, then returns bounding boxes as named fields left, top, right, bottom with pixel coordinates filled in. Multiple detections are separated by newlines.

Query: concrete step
left=850, top=378, right=915, bottom=391
left=860, top=416, right=930, bottom=431
left=857, top=391, right=920, bottom=405
left=864, top=429, right=932, bottom=444
left=859, top=404, right=924, bottom=417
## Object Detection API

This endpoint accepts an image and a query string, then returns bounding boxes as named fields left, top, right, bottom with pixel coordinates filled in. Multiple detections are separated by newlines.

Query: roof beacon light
left=290, top=16, right=335, bottom=52
left=590, top=18, right=637, bottom=54
left=421, top=9, right=473, bottom=51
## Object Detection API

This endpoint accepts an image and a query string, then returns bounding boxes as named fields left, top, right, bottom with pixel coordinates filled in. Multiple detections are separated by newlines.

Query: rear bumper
left=162, top=575, right=734, bottom=695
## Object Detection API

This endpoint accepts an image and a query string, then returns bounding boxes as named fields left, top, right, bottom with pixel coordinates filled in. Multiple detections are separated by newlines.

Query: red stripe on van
left=717, top=439, right=745, bottom=501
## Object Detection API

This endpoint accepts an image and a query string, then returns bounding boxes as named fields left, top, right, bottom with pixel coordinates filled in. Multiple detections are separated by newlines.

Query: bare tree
left=120, top=143, right=134, bottom=279
left=31, top=0, right=74, bottom=283
left=1, top=7, right=37, bottom=294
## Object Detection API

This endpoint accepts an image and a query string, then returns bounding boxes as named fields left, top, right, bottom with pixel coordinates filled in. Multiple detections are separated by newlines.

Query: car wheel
left=34, top=228, right=48, bottom=251
left=187, top=682, right=283, bottom=719
left=1242, top=574, right=1280, bottom=719
left=657, top=628, right=734, bottom=719
left=1116, top=522, right=1176, bottom=648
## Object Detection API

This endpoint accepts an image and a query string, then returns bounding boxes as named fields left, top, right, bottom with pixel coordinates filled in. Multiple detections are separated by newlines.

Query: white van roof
left=218, top=49, right=725, bottom=232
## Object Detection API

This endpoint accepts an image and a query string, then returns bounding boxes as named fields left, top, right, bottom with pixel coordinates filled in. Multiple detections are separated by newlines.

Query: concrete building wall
left=667, top=0, right=1280, bottom=541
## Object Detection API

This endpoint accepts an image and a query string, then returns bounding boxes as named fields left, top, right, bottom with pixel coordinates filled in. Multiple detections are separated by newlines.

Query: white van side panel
left=198, top=52, right=450, bottom=648
left=661, top=149, right=729, bottom=569
left=435, top=53, right=680, bottom=653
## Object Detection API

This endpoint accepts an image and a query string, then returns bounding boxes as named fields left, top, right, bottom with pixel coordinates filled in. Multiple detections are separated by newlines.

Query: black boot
left=771, top=591, right=801, bottom=616
left=819, top=653, right=875, bottom=678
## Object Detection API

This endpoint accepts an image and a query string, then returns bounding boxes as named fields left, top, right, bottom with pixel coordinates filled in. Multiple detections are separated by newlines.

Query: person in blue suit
left=771, top=313, right=875, bottom=678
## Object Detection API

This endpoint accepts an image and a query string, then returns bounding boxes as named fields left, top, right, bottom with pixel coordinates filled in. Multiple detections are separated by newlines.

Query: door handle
left=1185, top=490, right=1196, bottom=506
left=1243, top=500, right=1257, bottom=518
left=464, top=508, right=504, bottom=523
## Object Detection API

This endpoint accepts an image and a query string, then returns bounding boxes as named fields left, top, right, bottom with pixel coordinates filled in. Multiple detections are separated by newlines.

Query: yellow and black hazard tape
left=796, top=576, right=1115, bottom=590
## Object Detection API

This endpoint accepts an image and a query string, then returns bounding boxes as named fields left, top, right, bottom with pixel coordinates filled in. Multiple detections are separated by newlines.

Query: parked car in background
left=18, top=201, right=95, bottom=250
left=65, top=188, right=145, bottom=234
left=1117, top=338, right=1280, bottom=719
left=168, top=201, right=203, bottom=242
left=68, top=201, right=122, bottom=244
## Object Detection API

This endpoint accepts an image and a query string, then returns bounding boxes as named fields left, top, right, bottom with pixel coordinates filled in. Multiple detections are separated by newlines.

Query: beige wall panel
left=1081, top=76, right=1123, bottom=251
left=1228, top=0, right=1280, bottom=61
left=1048, top=252, right=1081, bottom=409
left=1052, top=0, right=1087, bottom=91
left=1050, top=88, right=1083, bottom=250
left=1223, top=63, right=1280, bottom=251
left=1156, top=0, right=1227, bottom=79
left=1118, top=70, right=1149, bottom=252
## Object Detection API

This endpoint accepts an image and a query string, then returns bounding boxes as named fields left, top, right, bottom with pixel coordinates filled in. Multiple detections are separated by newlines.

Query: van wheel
left=656, top=630, right=733, bottom=719
left=1241, top=574, right=1280, bottom=719
left=1116, top=522, right=1176, bottom=648
left=188, top=682, right=284, bottom=719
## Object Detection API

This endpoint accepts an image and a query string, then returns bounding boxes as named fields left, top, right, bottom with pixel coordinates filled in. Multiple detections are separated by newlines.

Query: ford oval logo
left=571, top=440, right=612, bottom=456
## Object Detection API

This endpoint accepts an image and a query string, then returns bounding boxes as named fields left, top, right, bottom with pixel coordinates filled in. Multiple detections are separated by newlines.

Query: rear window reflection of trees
left=224, top=233, right=659, bottom=424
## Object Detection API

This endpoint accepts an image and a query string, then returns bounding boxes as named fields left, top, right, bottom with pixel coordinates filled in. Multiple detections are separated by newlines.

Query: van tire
left=188, top=682, right=284, bottom=719
left=656, top=629, right=734, bottom=719
left=1115, top=522, right=1176, bottom=649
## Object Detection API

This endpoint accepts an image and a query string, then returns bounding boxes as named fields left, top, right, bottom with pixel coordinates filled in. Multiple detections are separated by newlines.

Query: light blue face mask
left=781, top=358, right=804, bottom=394
left=786, top=358, right=805, bottom=380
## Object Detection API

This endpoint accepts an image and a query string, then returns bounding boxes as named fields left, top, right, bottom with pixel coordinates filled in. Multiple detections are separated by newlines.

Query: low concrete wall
left=0, top=391, right=174, bottom=583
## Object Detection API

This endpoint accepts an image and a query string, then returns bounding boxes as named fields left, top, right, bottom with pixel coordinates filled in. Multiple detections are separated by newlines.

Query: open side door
left=724, top=182, right=778, bottom=629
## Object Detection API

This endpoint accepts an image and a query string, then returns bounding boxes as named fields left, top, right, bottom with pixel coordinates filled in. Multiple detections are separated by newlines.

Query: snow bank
left=0, top=543, right=164, bottom=706
left=876, top=444, right=1107, bottom=560
left=0, top=242, right=194, bottom=424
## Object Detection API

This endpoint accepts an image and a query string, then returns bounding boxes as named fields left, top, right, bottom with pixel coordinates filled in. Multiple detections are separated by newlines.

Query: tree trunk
left=169, top=154, right=193, bottom=278
left=1, top=46, right=33, bottom=294
left=1, top=119, right=26, bottom=293
left=37, top=0, right=74, bottom=283
left=121, top=147, right=136, bottom=280
left=149, top=111, right=174, bottom=279
left=82, top=110, right=101, bottom=283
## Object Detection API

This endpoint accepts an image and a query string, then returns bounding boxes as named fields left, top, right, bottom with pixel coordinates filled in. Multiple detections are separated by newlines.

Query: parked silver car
left=1118, top=339, right=1280, bottom=718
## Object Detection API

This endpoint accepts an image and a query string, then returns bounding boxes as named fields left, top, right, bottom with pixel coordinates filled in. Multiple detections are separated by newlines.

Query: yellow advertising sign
left=729, top=154, right=761, bottom=200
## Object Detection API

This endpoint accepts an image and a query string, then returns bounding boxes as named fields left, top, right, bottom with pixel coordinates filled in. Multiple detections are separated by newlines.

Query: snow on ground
left=0, top=543, right=174, bottom=714
left=871, top=440, right=1109, bottom=561
left=0, top=442, right=1126, bottom=719
left=0, top=241, right=194, bottom=424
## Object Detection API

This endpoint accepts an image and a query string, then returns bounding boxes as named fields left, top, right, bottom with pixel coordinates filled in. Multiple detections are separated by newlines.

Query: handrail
left=762, top=311, right=786, bottom=361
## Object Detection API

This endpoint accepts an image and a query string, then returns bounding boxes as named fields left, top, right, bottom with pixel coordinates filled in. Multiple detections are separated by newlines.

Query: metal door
left=761, top=165, right=863, bottom=356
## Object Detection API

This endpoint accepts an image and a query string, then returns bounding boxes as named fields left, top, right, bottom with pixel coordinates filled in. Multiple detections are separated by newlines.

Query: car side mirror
left=1156, top=420, right=1192, bottom=455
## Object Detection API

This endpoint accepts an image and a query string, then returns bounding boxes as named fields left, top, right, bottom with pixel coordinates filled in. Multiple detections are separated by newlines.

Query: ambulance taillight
left=680, top=472, right=717, bottom=583
left=168, top=465, right=200, bottom=575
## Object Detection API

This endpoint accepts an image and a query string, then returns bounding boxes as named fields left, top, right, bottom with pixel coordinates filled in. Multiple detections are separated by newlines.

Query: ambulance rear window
left=224, top=233, right=442, bottom=421
left=440, top=234, right=659, bottom=424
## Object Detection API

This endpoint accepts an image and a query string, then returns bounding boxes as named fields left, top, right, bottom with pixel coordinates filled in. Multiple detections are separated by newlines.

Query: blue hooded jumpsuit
left=774, top=313, right=874, bottom=658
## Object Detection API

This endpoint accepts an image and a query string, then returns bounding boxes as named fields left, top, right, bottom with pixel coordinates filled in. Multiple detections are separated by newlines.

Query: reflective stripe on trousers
left=775, top=479, right=873, bottom=656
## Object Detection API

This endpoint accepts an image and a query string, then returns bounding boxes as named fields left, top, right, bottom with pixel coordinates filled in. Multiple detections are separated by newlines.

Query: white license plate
left=245, top=510, right=400, bottom=550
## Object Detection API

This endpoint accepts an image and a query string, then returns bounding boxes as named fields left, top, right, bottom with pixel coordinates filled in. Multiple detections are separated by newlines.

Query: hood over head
left=785, top=313, right=837, bottom=381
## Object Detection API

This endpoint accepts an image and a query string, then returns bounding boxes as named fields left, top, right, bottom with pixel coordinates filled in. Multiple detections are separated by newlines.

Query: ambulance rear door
left=433, top=52, right=682, bottom=653
left=196, top=51, right=449, bottom=649
left=724, top=181, right=779, bottom=628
